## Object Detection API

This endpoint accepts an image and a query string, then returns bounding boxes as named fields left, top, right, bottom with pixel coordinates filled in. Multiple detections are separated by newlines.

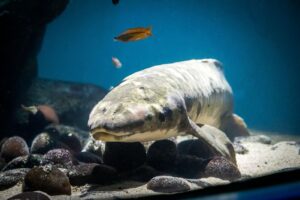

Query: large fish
left=88, top=59, right=250, bottom=164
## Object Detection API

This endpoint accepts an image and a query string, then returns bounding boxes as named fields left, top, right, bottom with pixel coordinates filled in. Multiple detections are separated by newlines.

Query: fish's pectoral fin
left=220, top=114, right=250, bottom=141
left=187, top=119, right=236, bottom=164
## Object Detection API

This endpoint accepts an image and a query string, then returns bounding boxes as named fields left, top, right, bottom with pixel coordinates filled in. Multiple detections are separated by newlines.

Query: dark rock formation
left=0, top=0, right=70, bottom=140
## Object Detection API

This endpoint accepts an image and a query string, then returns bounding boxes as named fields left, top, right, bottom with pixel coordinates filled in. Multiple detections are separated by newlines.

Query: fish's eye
left=145, top=115, right=152, bottom=121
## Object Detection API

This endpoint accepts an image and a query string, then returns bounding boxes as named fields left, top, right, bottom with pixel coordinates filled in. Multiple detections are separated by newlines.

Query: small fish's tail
left=113, top=37, right=118, bottom=42
left=147, top=26, right=153, bottom=35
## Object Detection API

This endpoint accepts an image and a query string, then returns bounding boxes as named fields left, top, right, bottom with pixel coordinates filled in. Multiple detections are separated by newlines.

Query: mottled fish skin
left=89, top=59, right=236, bottom=142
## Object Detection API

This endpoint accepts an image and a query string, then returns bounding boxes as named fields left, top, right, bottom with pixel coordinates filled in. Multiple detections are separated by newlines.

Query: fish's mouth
left=91, top=128, right=133, bottom=142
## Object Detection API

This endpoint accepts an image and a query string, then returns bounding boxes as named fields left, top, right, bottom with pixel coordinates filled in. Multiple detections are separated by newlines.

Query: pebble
left=43, top=148, right=76, bottom=168
left=75, top=151, right=103, bottom=164
left=2, top=154, right=44, bottom=171
left=23, top=165, right=71, bottom=195
left=202, top=156, right=241, bottom=181
left=0, top=136, right=29, bottom=162
left=147, top=175, right=191, bottom=193
left=174, top=154, right=208, bottom=178
left=103, top=142, right=146, bottom=172
left=0, top=168, right=30, bottom=190
left=30, top=132, right=60, bottom=154
left=7, top=191, right=51, bottom=200
left=147, top=140, right=177, bottom=172
left=177, top=139, right=216, bottom=159
left=69, top=163, right=117, bottom=185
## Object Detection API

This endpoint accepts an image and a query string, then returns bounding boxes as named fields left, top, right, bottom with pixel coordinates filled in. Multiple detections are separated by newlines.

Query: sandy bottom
left=1, top=130, right=299, bottom=200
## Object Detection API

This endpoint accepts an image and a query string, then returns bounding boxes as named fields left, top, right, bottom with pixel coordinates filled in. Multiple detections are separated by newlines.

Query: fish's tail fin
left=148, top=26, right=153, bottom=35
left=113, top=37, right=118, bottom=42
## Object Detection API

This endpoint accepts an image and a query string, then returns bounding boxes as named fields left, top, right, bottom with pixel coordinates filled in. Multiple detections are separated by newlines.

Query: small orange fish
left=114, top=26, right=152, bottom=42
left=112, top=57, right=122, bottom=68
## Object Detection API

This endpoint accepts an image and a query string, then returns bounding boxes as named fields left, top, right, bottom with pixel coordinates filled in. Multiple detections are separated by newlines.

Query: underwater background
left=38, top=0, right=300, bottom=135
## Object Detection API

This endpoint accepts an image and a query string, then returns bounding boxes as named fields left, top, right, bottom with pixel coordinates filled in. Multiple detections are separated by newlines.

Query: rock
left=17, top=78, right=107, bottom=131
left=103, top=142, right=146, bottom=172
left=2, top=154, right=44, bottom=171
left=68, top=163, right=117, bottom=186
left=43, top=149, right=76, bottom=168
left=7, top=191, right=51, bottom=200
left=177, top=139, right=216, bottom=159
left=202, top=156, right=241, bottom=181
left=31, top=125, right=87, bottom=154
left=0, top=168, right=30, bottom=190
left=147, top=140, right=177, bottom=172
left=0, top=0, right=70, bottom=141
left=23, top=165, right=71, bottom=195
left=174, top=154, right=208, bottom=178
left=122, top=165, right=162, bottom=182
left=235, top=135, right=272, bottom=145
left=30, top=132, right=62, bottom=154
left=44, top=124, right=86, bottom=153
left=75, top=151, right=103, bottom=164
left=233, top=143, right=249, bottom=154
left=0, top=136, right=29, bottom=162
left=147, top=176, right=191, bottom=193
left=82, top=138, right=104, bottom=157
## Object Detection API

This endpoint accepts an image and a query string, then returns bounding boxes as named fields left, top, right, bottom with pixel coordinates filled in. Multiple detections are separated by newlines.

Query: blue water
left=38, top=0, right=300, bottom=135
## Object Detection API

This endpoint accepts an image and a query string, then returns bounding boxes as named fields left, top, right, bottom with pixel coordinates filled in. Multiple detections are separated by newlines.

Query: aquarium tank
left=0, top=0, right=299, bottom=199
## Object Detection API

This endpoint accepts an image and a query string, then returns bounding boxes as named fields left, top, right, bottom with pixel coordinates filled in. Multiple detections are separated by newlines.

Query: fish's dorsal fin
left=121, top=27, right=149, bottom=35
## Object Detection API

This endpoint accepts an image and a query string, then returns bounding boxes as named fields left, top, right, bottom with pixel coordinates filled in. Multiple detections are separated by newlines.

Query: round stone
left=174, top=154, right=208, bottom=178
left=68, top=163, right=118, bottom=186
left=177, top=139, right=216, bottom=159
left=23, top=165, right=71, bottom=195
left=147, top=175, right=191, bottom=193
left=0, top=136, right=29, bottom=162
left=43, top=149, right=76, bottom=168
left=30, top=132, right=59, bottom=154
left=202, top=156, right=241, bottom=181
left=7, top=191, right=51, bottom=200
left=147, top=140, right=177, bottom=172
left=103, top=142, right=146, bottom=172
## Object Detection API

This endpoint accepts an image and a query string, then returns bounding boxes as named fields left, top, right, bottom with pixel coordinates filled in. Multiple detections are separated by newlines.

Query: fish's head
left=88, top=100, right=180, bottom=142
